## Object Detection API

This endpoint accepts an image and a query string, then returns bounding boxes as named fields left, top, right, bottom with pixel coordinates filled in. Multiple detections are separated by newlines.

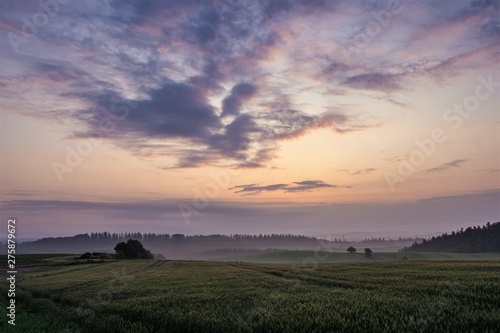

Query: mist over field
left=5, top=232, right=419, bottom=259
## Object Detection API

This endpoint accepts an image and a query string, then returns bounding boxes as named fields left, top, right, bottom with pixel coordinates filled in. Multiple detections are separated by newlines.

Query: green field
left=1, top=255, right=500, bottom=332
left=210, top=250, right=500, bottom=263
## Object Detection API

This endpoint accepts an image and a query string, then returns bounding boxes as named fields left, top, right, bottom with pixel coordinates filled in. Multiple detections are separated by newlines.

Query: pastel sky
left=1, top=0, right=499, bottom=239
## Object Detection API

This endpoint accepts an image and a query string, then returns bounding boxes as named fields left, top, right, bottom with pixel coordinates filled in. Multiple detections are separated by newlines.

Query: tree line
left=11, top=232, right=325, bottom=253
left=401, top=222, right=499, bottom=253
left=21, top=232, right=319, bottom=244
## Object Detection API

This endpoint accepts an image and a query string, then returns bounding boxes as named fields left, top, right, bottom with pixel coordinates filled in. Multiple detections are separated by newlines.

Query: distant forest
left=18, top=232, right=319, bottom=247
left=401, top=222, right=500, bottom=253
left=8, top=233, right=327, bottom=257
left=2, top=232, right=419, bottom=259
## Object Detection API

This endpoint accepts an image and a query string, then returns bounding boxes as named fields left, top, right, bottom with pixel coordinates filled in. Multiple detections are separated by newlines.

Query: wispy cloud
left=230, top=180, right=349, bottom=195
left=475, top=168, right=500, bottom=174
left=286, top=180, right=348, bottom=192
left=342, top=73, right=402, bottom=92
left=338, top=168, right=377, bottom=175
left=423, top=159, right=469, bottom=173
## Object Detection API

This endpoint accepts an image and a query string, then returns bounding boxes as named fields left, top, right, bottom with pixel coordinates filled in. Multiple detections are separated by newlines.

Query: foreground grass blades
left=1, top=259, right=500, bottom=332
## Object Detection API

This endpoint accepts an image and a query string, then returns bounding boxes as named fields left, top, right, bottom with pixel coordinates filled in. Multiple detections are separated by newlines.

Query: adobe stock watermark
left=178, top=168, right=240, bottom=225
left=342, top=0, right=419, bottom=60
left=7, top=0, right=73, bottom=54
left=385, top=74, right=499, bottom=191
left=51, top=97, right=136, bottom=182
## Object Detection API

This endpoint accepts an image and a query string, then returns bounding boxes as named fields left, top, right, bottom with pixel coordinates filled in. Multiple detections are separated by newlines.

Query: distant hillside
left=401, top=222, right=500, bottom=253
left=1, top=232, right=419, bottom=259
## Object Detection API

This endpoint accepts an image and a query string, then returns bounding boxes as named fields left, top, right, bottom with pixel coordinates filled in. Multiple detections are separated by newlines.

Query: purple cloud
left=230, top=180, right=348, bottom=195
left=0, top=0, right=495, bottom=170
left=342, top=73, right=402, bottom=92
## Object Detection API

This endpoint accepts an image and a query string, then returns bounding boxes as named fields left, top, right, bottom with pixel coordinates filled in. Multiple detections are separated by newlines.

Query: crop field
left=1, top=258, right=500, bottom=332
left=210, top=250, right=500, bottom=263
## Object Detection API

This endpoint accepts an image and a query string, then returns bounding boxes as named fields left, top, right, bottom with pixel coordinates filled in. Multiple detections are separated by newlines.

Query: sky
left=0, top=0, right=499, bottom=239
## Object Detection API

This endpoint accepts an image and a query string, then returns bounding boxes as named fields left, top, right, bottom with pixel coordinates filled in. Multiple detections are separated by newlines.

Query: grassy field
left=210, top=250, right=500, bottom=263
left=1, top=256, right=500, bottom=332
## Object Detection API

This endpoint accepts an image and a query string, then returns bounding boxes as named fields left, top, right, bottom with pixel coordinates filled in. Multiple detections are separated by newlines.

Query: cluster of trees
left=346, top=246, right=373, bottom=258
left=401, top=222, right=500, bottom=253
left=77, top=240, right=157, bottom=260
left=114, top=239, right=154, bottom=259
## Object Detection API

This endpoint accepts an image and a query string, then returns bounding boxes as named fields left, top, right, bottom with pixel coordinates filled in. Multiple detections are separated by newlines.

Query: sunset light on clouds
left=0, top=0, right=498, bottom=238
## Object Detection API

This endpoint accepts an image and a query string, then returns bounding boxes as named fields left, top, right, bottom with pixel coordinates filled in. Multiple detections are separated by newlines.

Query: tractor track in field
left=226, top=262, right=380, bottom=292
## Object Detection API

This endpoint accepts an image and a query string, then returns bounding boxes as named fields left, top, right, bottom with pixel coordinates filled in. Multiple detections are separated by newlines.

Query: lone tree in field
left=364, top=248, right=373, bottom=258
left=346, top=246, right=357, bottom=253
left=114, top=239, right=154, bottom=259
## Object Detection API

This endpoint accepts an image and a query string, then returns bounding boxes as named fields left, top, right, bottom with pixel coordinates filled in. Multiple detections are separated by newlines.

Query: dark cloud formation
left=286, top=180, right=347, bottom=192
left=190, top=6, right=222, bottom=44
left=230, top=180, right=347, bottom=195
left=234, top=147, right=276, bottom=169
left=231, top=183, right=288, bottom=195
left=34, top=0, right=361, bottom=169
left=221, top=83, right=258, bottom=117
left=0, top=0, right=496, bottom=169
left=173, top=151, right=218, bottom=169
left=209, top=114, right=258, bottom=158
left=74, top=83, right=219, bottom=139
left=264, top=0, right=293, bottom=18
left=73, top=86, right=368, bottom=168
left=321, top=61, right=351, bottom=77
left=424, top=159, right=468, bottom=173
left=460, top=0, right=499, bottom=18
